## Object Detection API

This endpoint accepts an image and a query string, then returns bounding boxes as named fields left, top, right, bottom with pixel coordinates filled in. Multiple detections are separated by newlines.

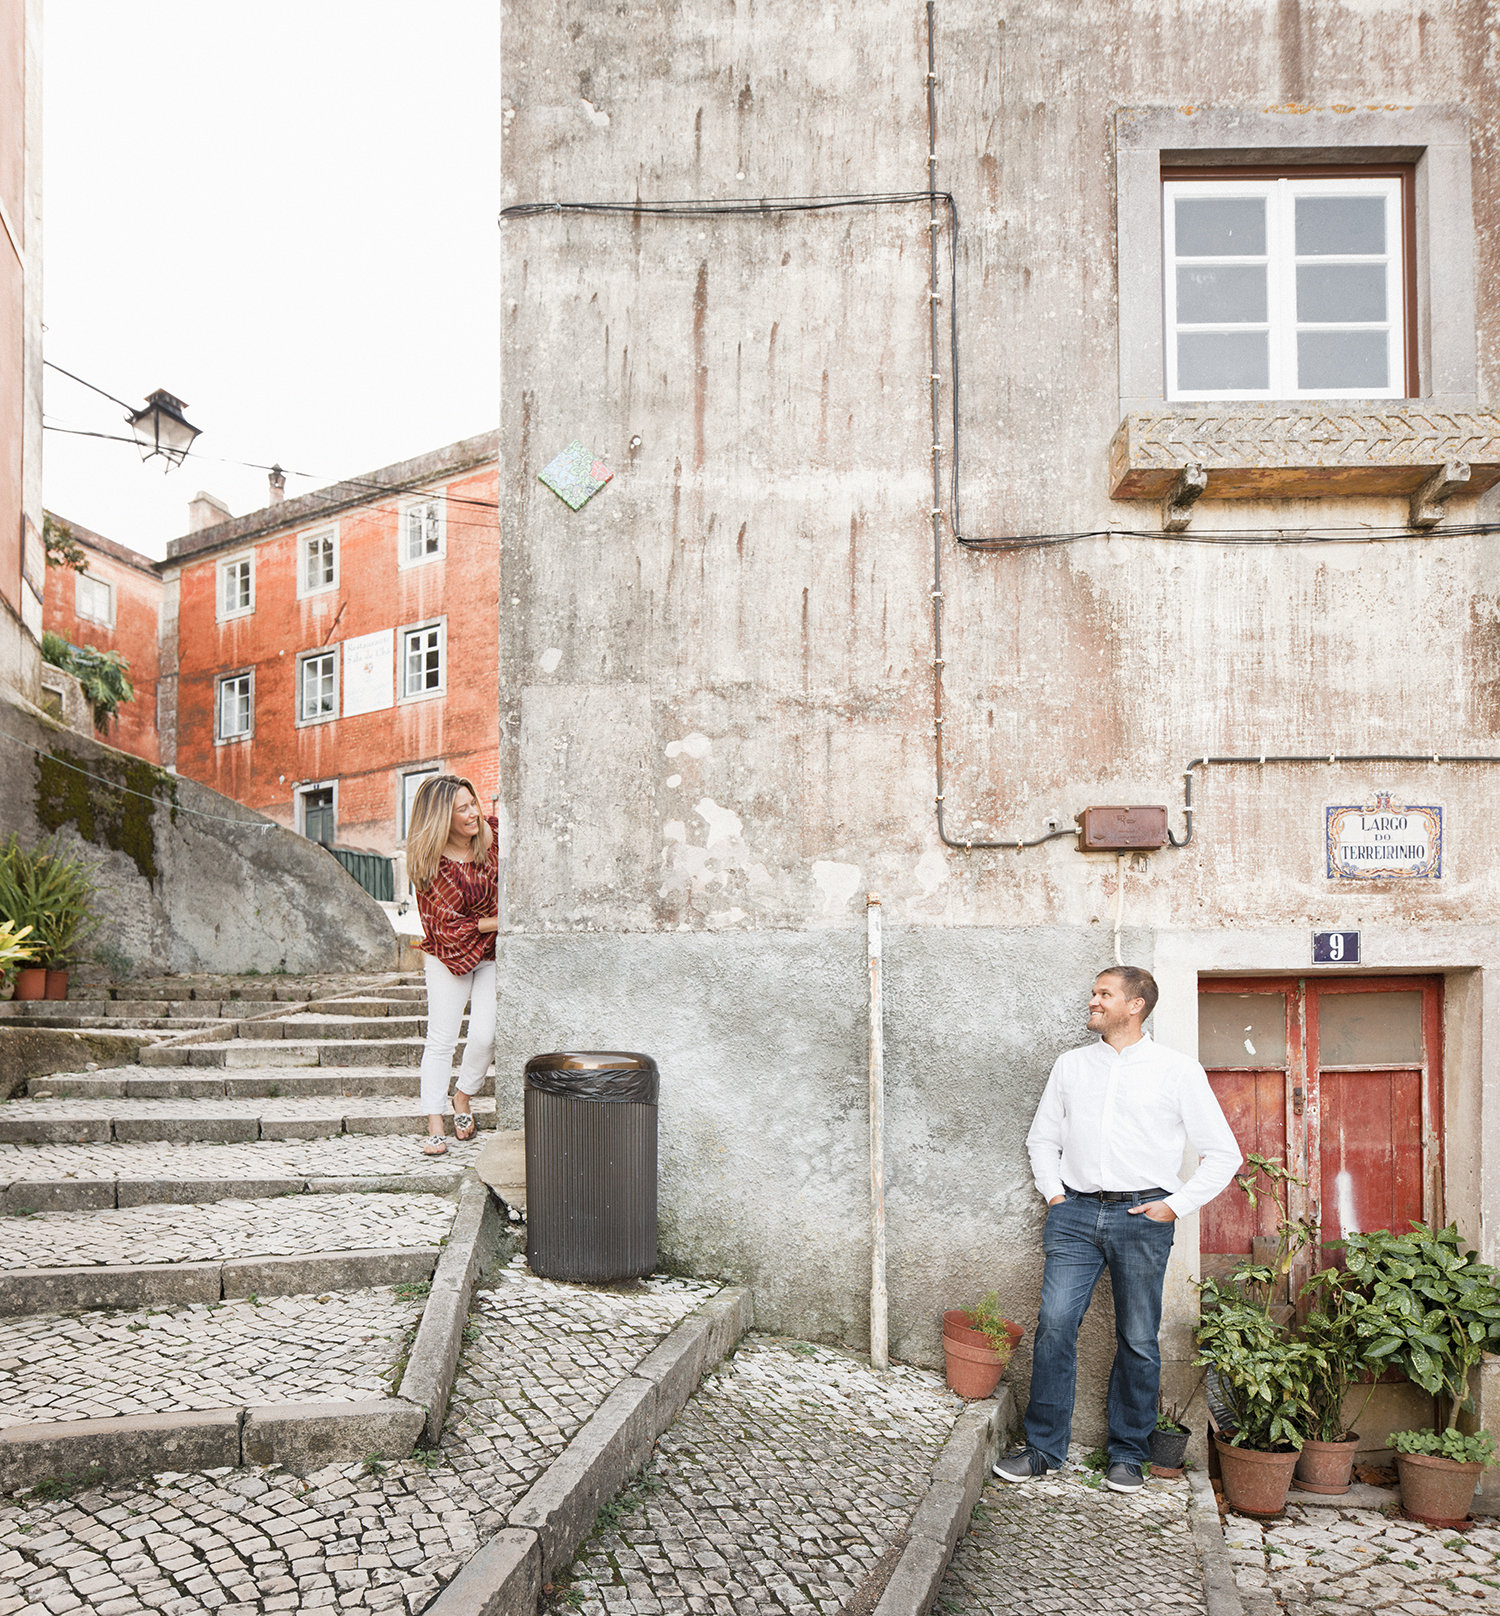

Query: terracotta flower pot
left=13, top=967, right=45, bottom=1001
left=942, top=1310, right=1024, bottom=1400
left=1396, top=1451, right=1485, bottom=1527
left=1294, top=1434, right=1360, bottom=1495
left=44, top=969, right=67, bottom=1000
left=1149, top=1425, right=1191, bottom=1472
left=1213, top=1436, right=1300, bottom=1517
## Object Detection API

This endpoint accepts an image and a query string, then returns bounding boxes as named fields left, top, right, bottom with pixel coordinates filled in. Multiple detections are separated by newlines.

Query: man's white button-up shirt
left=1025, top=1032, right=1242, bottom=1219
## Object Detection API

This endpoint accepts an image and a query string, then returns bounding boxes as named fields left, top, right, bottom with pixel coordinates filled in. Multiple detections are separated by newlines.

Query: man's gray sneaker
left=992, top=1449, right=1050, bottom=1483
left=1104, top=1461, right=1144, bottom=1493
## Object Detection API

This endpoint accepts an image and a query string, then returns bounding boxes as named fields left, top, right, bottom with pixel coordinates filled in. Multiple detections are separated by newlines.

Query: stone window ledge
left=1108, top=403, right=1500, bottom=500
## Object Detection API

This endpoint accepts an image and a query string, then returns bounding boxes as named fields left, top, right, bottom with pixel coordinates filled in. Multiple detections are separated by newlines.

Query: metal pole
left=868, top=893, right=889, bottom=1370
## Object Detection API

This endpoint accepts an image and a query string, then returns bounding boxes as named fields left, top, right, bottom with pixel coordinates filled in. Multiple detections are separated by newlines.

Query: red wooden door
left=1198, top=976, right=1442, bottom=1277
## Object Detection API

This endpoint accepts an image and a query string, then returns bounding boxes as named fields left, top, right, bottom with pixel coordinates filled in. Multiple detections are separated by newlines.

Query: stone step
left=29, top=1068, right=494, bottom=1099
left=0, top=1093, right=500, bottom=1144
left=0, top=1000, right=245, bottom=1021
left=0, top=1012, right=218, bottom=1033
left=0, top=1129, right=495, bottom=1211
left=0, top=1185, right=458, bottom=1272
left=141, top=1036, right=471, bottom=1069
left=236, top=1014, right=433, bottom=1040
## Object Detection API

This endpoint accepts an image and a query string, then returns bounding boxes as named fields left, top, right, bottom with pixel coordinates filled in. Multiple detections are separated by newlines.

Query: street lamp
left=125, top=389, right=202, bottom=467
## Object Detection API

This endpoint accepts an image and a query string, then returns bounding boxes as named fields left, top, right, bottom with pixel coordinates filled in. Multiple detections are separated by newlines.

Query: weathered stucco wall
left=500, top=0, right=1500, bottom=1446
left=0, top=692, right=397, bottom=978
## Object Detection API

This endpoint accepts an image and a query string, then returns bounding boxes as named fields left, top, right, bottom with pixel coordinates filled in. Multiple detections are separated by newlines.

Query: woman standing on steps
left=406, top=774, right=500, bottom=1156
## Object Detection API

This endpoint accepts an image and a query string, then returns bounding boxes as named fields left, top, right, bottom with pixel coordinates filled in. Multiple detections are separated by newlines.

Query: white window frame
left=401, top=763, right=444, bottom=838
left=399, top=618, right=447, bottom=702
left=296, top=647, right=340, bottom=726
left=297, top=779, right=338, bottom=845
left=217, top=552, right=255, bottom=621
left=74, top=571, right=114, bottom=627
left=1164, top=175, right=1406, bottom=402
left=1114, top=107, right=1477, bottom=413
left=296, top=524, right=339, bottom=599
left=398, top=493, right=446, bottom=568
left=215, top=669, right=254, bottom=742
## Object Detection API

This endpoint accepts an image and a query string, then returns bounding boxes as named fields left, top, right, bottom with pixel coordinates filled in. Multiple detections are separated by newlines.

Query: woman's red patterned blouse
left=416, top=816, right=500, bottom=977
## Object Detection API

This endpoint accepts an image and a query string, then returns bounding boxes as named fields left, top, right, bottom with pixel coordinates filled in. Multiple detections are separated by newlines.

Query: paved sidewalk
left=0, top=1191, right=455, bottom=1268
left=555, top=1337, right=962, bottom=1616
left=1225, top=1497, right=1500, bottom=1613
left=938, top=1447, right=1206, bottom=1616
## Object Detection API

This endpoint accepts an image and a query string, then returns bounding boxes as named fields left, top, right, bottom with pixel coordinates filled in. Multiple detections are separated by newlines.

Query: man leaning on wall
left=995, top=965, right=1242, bottom=1494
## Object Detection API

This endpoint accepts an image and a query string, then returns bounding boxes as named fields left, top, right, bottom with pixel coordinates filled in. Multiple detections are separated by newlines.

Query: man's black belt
left=1064, top=1185, right=1170, bottom=1203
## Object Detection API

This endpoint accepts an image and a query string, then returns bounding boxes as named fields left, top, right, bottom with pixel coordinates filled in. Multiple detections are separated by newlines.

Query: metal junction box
left=1076, top=805, right=1169, bottom=851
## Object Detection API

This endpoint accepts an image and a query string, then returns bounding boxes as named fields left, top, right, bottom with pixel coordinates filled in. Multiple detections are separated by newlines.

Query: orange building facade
left=41, top=520, right=164, bottom=762
left=159, top=433, right=498, bottom=866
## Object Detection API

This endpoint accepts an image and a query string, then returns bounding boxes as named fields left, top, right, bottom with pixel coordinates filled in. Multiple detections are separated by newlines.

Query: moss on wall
left=35, top=748, right=178, bottom=883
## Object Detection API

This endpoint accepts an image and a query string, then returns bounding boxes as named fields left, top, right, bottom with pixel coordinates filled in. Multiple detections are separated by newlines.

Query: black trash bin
left=523, top=1050, right=658, bottom=1282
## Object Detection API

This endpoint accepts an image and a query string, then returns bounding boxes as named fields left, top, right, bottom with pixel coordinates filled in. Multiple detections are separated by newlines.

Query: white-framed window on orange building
left=216, top=670, right=253, bottom=741
left=217, top=552, right=255, bottom=621
left=400, top=619, right=445, bottom=700
left=298, top=526, right=338, bottom=598
left=401, top=764, right=443, bottom=837
left=399, top=496, right=445, bottom=567
left=74, top=572, right=113, bottom=627
left=297, top=649, right=338, bottom=724
left=1163, top=170, right=1412, bottom=401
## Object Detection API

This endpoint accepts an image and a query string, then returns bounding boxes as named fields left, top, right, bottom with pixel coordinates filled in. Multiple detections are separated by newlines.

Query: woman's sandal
left=453, top=1112, right=477, bottom=1142
left=423, top=1136, right=448, bottom=1155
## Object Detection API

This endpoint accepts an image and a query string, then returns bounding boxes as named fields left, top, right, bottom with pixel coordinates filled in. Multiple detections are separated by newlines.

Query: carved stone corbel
left=1161, top=463, right=1207, bottom=532
left=1409, top=460, right=1471, bottom=530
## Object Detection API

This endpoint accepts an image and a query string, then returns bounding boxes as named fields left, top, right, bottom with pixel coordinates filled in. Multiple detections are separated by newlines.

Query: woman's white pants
left=420, top=954, right=496, bottom=1115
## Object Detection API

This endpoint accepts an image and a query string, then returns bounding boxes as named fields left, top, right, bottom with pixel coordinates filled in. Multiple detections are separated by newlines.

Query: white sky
left=42, top=2, right=499, bottom=559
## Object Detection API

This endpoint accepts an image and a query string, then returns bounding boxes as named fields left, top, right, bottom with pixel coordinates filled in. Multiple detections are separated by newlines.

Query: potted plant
left=1341, top=1223, right=1500, bottom=1525
left=1289, top=1265, right=1380, bottom=1495
left=943, top=1291, right=1024, bottom=1399
left=0, top=920, right=38, bottom=999
left=1149, top=1393, right=1193, bottom=1475
left=1193, top=1156, right=1324, bottom=1515
left=0, top=834, right=99, bottom=1000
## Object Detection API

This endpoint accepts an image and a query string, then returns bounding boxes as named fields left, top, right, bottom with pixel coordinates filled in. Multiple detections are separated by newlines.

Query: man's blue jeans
left=1022, top=1188, right=1177, bottom=1469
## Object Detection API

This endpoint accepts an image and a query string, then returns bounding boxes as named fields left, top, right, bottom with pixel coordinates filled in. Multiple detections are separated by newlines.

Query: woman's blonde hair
left=406, top=774, right=493, bottom=890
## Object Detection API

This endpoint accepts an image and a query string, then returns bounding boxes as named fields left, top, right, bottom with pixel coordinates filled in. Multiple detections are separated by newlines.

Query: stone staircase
left=0, top=966, right=763, bottom=1616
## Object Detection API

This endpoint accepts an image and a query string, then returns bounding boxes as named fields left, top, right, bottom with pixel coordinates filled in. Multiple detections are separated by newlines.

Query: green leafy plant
left=0, top=834, right=100, bottom=969
left=1193, top=1155, right=1324, bottom=1451
left=966, top=1291, right=1017, bottom=1359
left=1295, top=1264, right=1384, bottom=1442
left=41, top=630, right=135, bottom=731
left=1338, top=1223, right=1500, bottom=1461
left=0, top=920, right=37, bottom=988
left=1387, top=1428, right=1496, bottom=1465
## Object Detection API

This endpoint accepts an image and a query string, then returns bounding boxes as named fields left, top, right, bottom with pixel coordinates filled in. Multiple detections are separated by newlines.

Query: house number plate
left=1312, top=930, right=1360, bottom=964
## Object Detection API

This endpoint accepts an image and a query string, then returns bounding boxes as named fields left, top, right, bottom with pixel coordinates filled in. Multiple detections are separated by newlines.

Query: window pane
left=1177, top=264, right=1267, bottom=324
left=1175, top=197, right=1266, bottom=257
left=1297, top=330, right=1388, bottom=390
left=1200, top=993, right=1288, bottom=1068
left=1297, top=263, right=1387, bottom=324
left=1318, top=991, right=1422, bottom=1066
left=1296, top=196, right=1385, bottom=256
left=1177, top=330, right=1269, bottom=392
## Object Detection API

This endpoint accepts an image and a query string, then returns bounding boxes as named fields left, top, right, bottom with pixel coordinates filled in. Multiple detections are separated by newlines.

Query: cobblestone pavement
left=1226, top=1498, right=1500, bottom=1613
left=0, top=1265, right=722, bottom=1613
left=0, top=1290, right=423, bottom=1424
left=557, top=1337, right=962, bottom=1616
left=937, top=1449, right=1204, bottom=1615
left=0, top=1192, right=456, bottom=1269
left=0, top=1133, right=482, bottom=1182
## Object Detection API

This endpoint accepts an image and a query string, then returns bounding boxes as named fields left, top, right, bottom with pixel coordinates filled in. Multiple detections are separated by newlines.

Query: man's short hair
left=1097, top=965, right=1159, bottom=1019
